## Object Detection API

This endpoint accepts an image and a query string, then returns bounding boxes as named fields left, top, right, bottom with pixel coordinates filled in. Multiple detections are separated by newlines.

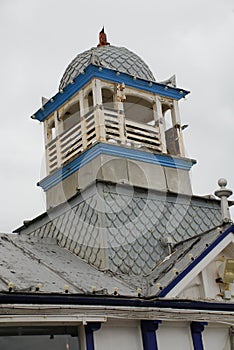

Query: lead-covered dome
left=59, top=45, right=155, bottom=90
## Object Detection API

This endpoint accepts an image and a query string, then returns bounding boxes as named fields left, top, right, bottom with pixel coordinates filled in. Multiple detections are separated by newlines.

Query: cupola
left=32, top=29, right=195, bottom=209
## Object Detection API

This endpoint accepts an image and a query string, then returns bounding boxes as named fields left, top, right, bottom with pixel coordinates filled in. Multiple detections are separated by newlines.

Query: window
left=0, top=326, right=79, bottom=350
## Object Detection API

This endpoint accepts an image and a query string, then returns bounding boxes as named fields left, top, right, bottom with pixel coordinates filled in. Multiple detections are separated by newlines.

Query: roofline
left=32, top=64, right=190, bottom=122
left=157, top=224, right=234, bottom=297
left=1, top=293, right=234, bottom=312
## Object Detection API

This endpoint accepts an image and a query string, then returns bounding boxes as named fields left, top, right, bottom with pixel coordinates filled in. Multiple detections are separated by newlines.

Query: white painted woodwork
left=157, top=322, right=193, bottom=349
left=172, top=100, right=185, bottom=156
left=154, top=96, right=167, bottom=153
left=166, top=233, right=234, bottom=298
left=94, top=320, right=143, bottom=350
left=43, top=77, right=190, bottom=175
left=169, top=237, right=234, bottom=303
left=46, top=108, right=162, bottom=173
left=203, top=325, right=231, bottom=350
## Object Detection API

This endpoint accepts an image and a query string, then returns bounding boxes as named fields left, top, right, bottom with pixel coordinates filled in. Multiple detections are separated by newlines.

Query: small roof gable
left=148, top=224, right=234, bottom=298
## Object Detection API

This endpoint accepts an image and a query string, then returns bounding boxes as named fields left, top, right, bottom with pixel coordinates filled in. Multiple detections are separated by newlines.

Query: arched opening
left=124, top=95, right=154, bottom=123
left=88, top=91, right=93, bottom=110
left=61, top=101, right=80, bottom=132
left=83, top=90, right=94, bottom=115
left=102, top=88, right=114, bottom=110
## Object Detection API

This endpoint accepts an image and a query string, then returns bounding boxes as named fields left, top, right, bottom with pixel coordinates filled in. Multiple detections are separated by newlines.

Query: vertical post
left=141, top=320, right=161, bottom=350
left=92, top=79, right=105, bottom=142
left=85, top=322, right=101, bottom=350
left=116, top=83, right=126, bottom=144
left=92, top=79, right=102, bottom=106
left=190, top=322, right=207, bottom=350
left=81, top=118, right=88, bottom=151
left=54, top=111, right=62, bottom=168
left=230, top=327, right=234, bottom=350
left=214, top=178, right=233, bottom=223
left=43, top=120, right=50, bottom=175
left=118, top=111, right=126, bottom=144
left=79, top=90, right=85, bottom=119
left=171, top=100, right=185, bottom=157
left=154, top=96, right=167, bottom=153
left=79, top=89, right=88, bottom=151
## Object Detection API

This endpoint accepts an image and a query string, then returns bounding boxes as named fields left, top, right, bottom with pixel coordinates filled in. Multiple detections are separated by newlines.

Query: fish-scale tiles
left=59, top=46, right=155, bottom=89
left=29, top=183, right=222, bottom=276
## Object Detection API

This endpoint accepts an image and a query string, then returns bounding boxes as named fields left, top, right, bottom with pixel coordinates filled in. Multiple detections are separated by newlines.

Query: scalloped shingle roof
left=59, top=45, right=155, bottom=90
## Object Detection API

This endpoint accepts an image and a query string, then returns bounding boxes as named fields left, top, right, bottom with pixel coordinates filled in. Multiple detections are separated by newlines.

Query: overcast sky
left=0, top=0, right=233, bottom=232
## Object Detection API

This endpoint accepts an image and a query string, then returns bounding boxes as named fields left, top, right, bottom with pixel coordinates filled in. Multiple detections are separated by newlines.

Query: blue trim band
left=38, top=143, right=195, bottom=191
left=158, top=225, right=234, bottom=297
left=190, top=322, right=208, bottom=350
left=141, top=320, right=161, bottom=350
left=85, top=322, right=101, bottom=350
left=33, top=64, right=190, bottom=122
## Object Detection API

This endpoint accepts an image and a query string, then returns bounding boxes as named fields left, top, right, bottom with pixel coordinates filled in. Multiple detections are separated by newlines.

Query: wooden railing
left=46, top=108, right=162, bottom=173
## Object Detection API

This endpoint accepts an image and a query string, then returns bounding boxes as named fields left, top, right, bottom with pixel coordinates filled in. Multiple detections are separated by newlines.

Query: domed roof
left=59, top=45, right=156, bottom=90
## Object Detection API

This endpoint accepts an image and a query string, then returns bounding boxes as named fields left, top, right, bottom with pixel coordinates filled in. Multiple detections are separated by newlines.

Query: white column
left=172, top=100, right=185, bottom=157
left=92, top=79, right=102, bottom=106
left=171, top=100, right=181, bottom=125
left=154, top=96, right=167, bottom=153
left=79, top=90, right=85, bottom=119
left=43, top=121, right=50, bottom=175
left=92, top=79, right=105, bottom=142
left=215, top=178, right=233, bottom=223
left=54, top=111, right=62, bottom=168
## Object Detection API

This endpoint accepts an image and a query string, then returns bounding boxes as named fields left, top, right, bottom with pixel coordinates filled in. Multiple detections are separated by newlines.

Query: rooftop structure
left=1, top=28, right=234, bottom=349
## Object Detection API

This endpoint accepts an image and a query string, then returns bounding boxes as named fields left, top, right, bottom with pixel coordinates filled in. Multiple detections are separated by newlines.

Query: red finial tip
left=97, top=27, right=110, bottom=47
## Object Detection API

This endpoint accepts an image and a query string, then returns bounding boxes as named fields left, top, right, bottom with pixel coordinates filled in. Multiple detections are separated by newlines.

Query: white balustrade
left=46, top=108, right=162, bottom=173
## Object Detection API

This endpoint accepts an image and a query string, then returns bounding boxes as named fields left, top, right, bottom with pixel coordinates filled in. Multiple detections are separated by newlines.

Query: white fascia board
left=0, top=313, right=107, bottom=325
left=1, top=304, right=234, bottom=324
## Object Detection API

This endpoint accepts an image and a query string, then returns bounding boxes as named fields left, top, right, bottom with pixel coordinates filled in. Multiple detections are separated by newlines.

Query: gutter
left=1, top=293, right=234, bottom=312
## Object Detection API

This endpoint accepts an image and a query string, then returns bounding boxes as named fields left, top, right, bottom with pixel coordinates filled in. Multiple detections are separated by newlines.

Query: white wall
left=94, top=320, right=143, bottom=350
left=203, top=325, right=231, bottom=350
left=157, top=322, right=193, bottom=350
left=93, top=319, right=232, bottom=350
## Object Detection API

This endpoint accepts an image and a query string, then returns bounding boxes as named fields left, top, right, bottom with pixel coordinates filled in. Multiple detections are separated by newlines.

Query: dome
left=59, top=45, right=155, bottom=90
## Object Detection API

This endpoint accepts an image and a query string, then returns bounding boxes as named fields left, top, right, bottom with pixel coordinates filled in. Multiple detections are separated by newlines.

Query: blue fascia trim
left=85, top=322, right=101, bottom=350
left=190, top=322, right=208, bottom=350
left=38, top=143, right=195, bottom=191
left=33, top=64, right=190, bottom=122
left=158, top=225, right=234, bottom=297
left=141, top=320, right=161, bottom=350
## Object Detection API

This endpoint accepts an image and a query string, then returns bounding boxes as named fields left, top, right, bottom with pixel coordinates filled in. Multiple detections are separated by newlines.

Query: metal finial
left=218, top=178, right=227, bottom=187
left=214, top=178, right=233, bottom=223
left=97, top=27, right=110, bottom=47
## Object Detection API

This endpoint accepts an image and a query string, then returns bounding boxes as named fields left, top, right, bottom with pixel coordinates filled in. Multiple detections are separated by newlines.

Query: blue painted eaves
left=32, top=64, right=190, bottom=122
